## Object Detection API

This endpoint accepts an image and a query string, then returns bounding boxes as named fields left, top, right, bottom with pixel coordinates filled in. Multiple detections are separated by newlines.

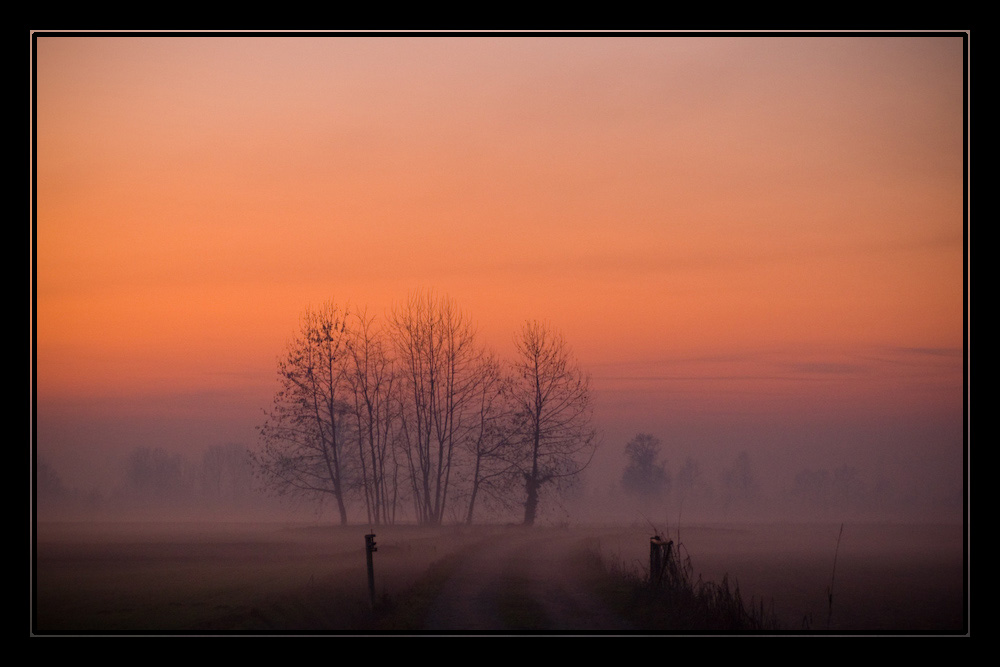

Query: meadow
left=32, top=520, right=965, bottom=635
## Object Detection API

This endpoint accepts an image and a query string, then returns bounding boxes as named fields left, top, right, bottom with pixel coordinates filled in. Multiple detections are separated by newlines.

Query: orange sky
left=33, top=33, right=966, bottom=497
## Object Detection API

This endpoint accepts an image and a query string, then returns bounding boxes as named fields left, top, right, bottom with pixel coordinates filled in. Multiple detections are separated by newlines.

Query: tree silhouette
left=118, top=447, right=195, bottom=507
left=200, top=443, right=254, bottom=507
left=345, top=309, right=401, bottom=526
left=621, top=433, right=670, bottom=502
left=676, top=456, right=708, bottom=505
left=511, top=321, right=596, bottom=526
left=253, top=297, right=602, bottom=526
left=722, top=450, right=757, bottom=510
left=463, top=351, right=519, bottom=524
left=389, top=292, right=481, bottom=526
left=256, top=302, right=354, bottom=524
left=36, top=456, right=68, bottom=507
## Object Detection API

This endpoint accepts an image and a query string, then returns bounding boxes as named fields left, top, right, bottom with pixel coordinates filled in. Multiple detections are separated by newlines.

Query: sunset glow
left=33, top=33, right=966, bottom=514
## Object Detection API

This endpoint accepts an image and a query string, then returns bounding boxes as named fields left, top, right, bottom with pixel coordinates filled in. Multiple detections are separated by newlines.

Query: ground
left=419, top=527, right=634, bottom=632
left=32, top=520, right=966, bottom=634
left=33, top=521, right=638, bottom=634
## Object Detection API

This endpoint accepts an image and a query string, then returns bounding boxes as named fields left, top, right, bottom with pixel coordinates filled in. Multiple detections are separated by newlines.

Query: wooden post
left=649, top=535, right=672, bottom=588
left=365, top=533, right=377, bottom=609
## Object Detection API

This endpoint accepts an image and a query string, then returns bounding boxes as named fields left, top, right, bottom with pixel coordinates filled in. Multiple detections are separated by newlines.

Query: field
left=32, top=520, right=966, bottom=635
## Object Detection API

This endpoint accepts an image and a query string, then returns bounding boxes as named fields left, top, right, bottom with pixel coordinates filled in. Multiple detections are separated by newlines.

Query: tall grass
left=594, top=528, right=781, bottom=632
left=826, top=522, right=844, bottom=630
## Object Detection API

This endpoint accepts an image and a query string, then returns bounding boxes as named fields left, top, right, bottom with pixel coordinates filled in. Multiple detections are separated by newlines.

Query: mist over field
left=33, top=382, right=966, bottom=634
left=32, top=31, right=967, bottom=635
left=34, top=516, right=965, bottom=634
left=33, top=429, right=966, bottom=633
left=35, top=437, right=960, bottom=528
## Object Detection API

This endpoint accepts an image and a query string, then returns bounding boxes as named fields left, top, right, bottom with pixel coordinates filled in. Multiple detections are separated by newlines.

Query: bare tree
left=255, top=302, right=354, bottom=524
left=463, top=351, right=519, bottom=524
left=345, top=309, right=401, bottom=526
left=511, top=321, right=597, bottom=526
left=722, top=450, right=758, bottom=511
left=676, top=456, right=709, bottom=506
left=200, top=443, right=254, bottom=508
left=389, top=292, right=480, bottom=526
left=621, top=433, right=670, bottom=502
left=36, top=456, right=68, bottom=507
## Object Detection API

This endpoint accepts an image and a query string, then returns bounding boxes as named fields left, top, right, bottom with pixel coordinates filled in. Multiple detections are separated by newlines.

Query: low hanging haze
left=33, top=33, right=966, bottom=514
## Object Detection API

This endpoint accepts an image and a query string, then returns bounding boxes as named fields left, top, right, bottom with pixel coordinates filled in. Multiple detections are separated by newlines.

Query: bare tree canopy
left=253, top=298, right=600, bottom=527
left=345, top=309, right=401, bottom=526
left=389, top=292, right=481, bottom=526
left=512, top=321, right=597, bottom=526
left=463, top=351, right=520, bottom=524
left=255, top=302, right=354, bottom=524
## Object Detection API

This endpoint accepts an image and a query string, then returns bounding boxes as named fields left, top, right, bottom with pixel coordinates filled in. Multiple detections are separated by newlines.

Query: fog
left=33, top=405, right=966, bottom=634
left=32, top=321, right=967, bottom=634
left=35, top=426, right=962, bottom=527
left=32, top=32, right=966, bottom=634
left=34, top=344, right=964, bottom=527
left=33, top=493, right=965, bottom=633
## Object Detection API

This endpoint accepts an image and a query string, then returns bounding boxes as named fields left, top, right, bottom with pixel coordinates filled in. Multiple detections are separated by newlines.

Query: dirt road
left=421, top=528, right=635, bottom=633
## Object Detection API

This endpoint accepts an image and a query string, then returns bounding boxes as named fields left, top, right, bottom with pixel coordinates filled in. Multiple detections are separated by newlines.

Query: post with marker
left=365, top=533, right=377, bottom=609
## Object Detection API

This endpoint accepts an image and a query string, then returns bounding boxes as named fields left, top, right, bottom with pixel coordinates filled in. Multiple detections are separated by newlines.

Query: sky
left=33, top=33, right=966, bottom=514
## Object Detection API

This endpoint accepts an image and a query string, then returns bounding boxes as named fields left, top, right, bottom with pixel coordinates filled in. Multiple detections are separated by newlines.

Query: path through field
left=421, top=528, right=635, bottom=632
left=34, top=521, right=964, bottom=634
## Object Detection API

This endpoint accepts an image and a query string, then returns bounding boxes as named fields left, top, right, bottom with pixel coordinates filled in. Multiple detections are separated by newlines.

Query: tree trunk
left=466, top=451, right=484, bottom=525
left=337, top=494, right=348, bottom=525
left=522, top=476, right=538, bottom=526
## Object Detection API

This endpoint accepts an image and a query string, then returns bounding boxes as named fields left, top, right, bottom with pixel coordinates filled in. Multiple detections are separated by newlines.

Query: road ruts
left=422, top=527, right=635, bottom=633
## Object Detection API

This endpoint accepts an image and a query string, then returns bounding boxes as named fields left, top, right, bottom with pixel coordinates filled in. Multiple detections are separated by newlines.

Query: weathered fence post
left=365, top=533, right=377, bottom=609
left=649, top=535, right=672, bottom=588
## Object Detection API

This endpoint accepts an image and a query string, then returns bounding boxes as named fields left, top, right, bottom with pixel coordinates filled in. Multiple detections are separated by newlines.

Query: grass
left=365, top=537, right=495, bottom=632
left=364, top=554, right=459, bottom=631
left=369, top=526, right=783, bottom=633
left=35, top=522, right=787, bottom=634
left=589, top=531, right=782, bottom=633
left=495, top=572, right=550, bottom=631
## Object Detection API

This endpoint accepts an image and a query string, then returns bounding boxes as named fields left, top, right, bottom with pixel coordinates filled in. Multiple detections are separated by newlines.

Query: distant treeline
left=36, top=444, right=263, bottom=518
left=36, top=439, right=957, bottom=523
left=595, top=435, right=956, bottom=523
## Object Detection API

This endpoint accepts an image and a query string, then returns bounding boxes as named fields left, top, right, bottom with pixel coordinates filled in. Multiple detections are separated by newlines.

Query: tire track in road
left=422, top=528, right=634, bottom=633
